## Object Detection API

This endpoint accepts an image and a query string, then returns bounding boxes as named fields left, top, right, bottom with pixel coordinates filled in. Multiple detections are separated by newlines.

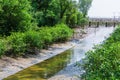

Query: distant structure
left=88, top=17, right=120, bottom=27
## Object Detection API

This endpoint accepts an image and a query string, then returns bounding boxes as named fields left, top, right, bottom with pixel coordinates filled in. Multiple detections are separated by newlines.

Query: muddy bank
left=0, top=42, right=76, bottom=80
left=0, top=27, right=95, bottom=80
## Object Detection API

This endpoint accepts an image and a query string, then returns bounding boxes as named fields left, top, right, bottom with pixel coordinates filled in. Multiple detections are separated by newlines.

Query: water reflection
left=4, top=50, right=73, bottom=80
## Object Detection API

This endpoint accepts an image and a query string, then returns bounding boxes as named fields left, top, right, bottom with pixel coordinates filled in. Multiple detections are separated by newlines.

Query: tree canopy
left=31, top=0, right=92, bottom=27
left=0, top=0, right=32, bottom=35
left=0, top=0, right=92, bottom=35
left=79, top=0, right=92, bottom=17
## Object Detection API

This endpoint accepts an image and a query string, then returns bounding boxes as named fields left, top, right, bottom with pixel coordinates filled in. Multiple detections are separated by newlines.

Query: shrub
left=0, top=0, right=32, bottom=35
left=39, top=27, right=53, bottom=48
left=0, top=39, right=7, bottom=57
left=0, top=24, right=73, bottom=57
left=82, top=26, right=120, bottom=80
left=53, top=24, right=73, bottom=42
left=7, top=32, right=26, bottom=56
left=24, top=30, right=43, bottom=50
left=39, top=24, right=73, bottom=47
left=104, top=27, right=120, bottom=44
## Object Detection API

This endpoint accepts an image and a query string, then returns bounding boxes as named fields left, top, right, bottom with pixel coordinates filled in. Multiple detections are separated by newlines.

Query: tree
left=31, top=0, right=78, bottom=26
left=30, top=0, right=57, bottom=26
left=30, top=0, right=91, bottom=27
left=79, top=0, right=92, bottom=17
left=0, top=0, right=32, bottom=35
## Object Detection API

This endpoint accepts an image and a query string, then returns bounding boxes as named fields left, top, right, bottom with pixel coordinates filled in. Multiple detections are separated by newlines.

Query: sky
left=88, top=0, right=120, bottom=18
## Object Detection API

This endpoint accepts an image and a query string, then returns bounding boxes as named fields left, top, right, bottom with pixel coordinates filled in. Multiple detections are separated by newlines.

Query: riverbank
left=0, top=27, right=97, bottom=80
left=0, top=41, right=77, bottom=80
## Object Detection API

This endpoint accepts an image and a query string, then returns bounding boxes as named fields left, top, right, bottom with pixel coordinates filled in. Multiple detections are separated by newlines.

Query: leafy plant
left=39, top=27, right=53, bottom=48
left=53, top=24, right=73, bottom=42
left=82, top=26, right=120, bottom=80
left=0, top=24, right=73, bottom=57
left=24, top=30, right=43, bottom=50
left=0, top=0, right=32, bottom=35
left=0, top=39, right=7, bottom=57
left=7, top=32, right=26, bottom=56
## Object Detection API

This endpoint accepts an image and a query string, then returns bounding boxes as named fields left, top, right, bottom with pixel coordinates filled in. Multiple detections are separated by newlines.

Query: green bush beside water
left=0, top=39, right=7, bottom=57
left=82, top=27, right=120, bottom=80
left=7, top=33, right=26, bottom=56
left=0, top=24, right=73, bottom=57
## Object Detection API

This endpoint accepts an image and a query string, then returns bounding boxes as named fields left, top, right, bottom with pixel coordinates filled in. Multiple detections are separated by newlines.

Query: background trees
left=0, top=0, right=92, bottom=35
left=79, top=0, right=92, bottom=17
left=30, top=0, right=91, bottom=27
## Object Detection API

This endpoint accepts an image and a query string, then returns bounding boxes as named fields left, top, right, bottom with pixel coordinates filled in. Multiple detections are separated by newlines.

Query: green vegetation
left=7, top=32, right=26, bottom=56
left=0, top=0, right=32, bottom=35
left=0, top=39, right=7, bottom=57
left=30, top=0, right=89, bottom=27
left=0, top=0, right=92, bottom=57
left=0, top=24, right=73, bottom=57
left=79, top=0, right=92, bottom=17
left=82, top=27, right=120, bottom=80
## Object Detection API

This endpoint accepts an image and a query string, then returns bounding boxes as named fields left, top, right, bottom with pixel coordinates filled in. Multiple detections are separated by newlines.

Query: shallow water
left=4, top=26, right=114, bottom=80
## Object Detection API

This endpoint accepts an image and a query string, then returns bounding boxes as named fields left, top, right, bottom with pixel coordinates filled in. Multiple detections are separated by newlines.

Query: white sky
left=88, top=0, right=120, bottom=18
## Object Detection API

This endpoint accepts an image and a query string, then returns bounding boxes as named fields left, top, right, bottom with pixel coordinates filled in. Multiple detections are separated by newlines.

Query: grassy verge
left=0, top=24, right=73, bottom=57
left=82, top=26, right=120, bottom=80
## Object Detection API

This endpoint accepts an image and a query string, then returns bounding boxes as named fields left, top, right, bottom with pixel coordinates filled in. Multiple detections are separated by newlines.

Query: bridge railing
left=88, top=17, right=120, bottom=27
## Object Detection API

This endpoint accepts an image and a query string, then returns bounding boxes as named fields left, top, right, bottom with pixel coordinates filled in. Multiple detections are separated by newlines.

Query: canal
left=4, top=26, right=114, bottom=80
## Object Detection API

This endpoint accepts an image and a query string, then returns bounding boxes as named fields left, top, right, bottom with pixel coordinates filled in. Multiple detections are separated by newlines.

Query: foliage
left=0, top=39, right=7, bottom=57
left=82, top=27, right=120, bottom=80
left=53, top=24, right=73, bottom=42
left=31, top=0, right=60, bottom=26
left=7, top=32, right=26, bottom=56
left=39, top=27, right=53, bottom=48
left=0, top=0, right=32, bottom=35
left=0, top=0, right=92, bottom=57
left=30, top=0, right=90, bottom=27
left=79, top=0, right=93, bottom=17
left=0, top=0, right=92, bottom=36
left=39, top=24, right=73, bottom=48
left=24, top=30, right=43, bottom=50
left=0, top=24, right=73, bottom=57
left=105, top=27, right=120, bottom=44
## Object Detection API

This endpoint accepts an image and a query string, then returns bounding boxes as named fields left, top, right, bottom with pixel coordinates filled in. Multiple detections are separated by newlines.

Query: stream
left=3, top=26, right=114, bottom=80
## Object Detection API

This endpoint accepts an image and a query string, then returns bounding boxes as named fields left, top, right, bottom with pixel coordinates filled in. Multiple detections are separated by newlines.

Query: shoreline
left=0, top=42, right=76, bottom=80
left=0, top=27, right=95, bottom=80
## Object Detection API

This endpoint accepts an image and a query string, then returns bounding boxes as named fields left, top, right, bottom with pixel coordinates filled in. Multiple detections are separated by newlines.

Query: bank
left=0, top=26, right=101, bottom=80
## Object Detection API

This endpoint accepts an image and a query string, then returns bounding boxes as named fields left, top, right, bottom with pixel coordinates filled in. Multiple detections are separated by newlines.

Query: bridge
left=88, top=17, right=120, bottom=27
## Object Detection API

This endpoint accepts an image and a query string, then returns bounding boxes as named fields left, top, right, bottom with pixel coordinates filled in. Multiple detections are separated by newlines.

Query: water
left=3, top=26, right=114, bottom=80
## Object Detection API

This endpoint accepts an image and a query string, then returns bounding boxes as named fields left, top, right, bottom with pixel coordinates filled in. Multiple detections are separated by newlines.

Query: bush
left=0, top=39, right=7, bottom=57
left=24, top=30, right=43, bottom=50
left=39, top=27, right=53, bottom=48
left=39, top=24, right=73, bottom=46
left=7, top=32, right=26, bottom=56
left=0, top=24, right=73, bottom=57
left=53, top=24, right=73, bottom=42
left=105, top=27, right=120, bottom=44
left=0, top=0, right=32, bottom=35
left=82, top=26, right=120, bottom=80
